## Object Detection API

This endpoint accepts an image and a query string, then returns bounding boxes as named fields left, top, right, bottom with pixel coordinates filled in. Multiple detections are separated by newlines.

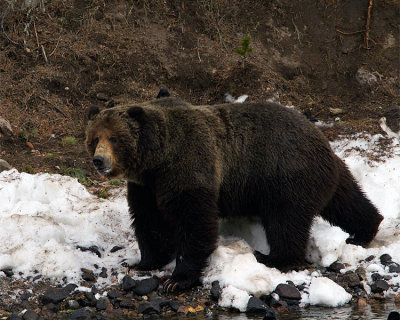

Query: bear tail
left=319, top=157, right=383, bottom=246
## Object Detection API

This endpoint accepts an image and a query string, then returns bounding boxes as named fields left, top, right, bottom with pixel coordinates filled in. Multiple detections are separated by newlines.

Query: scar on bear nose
left=93, top=155, right=104, bottom=168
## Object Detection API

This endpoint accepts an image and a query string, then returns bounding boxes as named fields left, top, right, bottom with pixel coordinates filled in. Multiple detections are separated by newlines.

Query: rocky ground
left=1, top=252, right=400, bottom=319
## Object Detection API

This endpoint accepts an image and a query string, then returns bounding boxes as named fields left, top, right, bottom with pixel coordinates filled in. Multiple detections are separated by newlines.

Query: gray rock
left=365, top=255, right=375, bottom=262
left=67, top=300, right=80, bottom=310
left=42, top=284, right=76, bottom=304
left=328, top=261, right=345, bottom=273
left=343, top=272, right=361, bottom=288
left=275, top=283, right=301, bottom=300
left=0, top=118, right=13, bottom=136
left=246, top=296, right=273, bottom=314
left=107, top=290, right=121, bottom=299
left=133, top=277, right=159, bottom=296
left=389, top=263, right=400, bottom=273
left=0, top=159, right=12, bottom=172
left=371, top=273, right=383, bottom=281
left=371, top=279, right=390, bottom=293
left=356, top=67, right=378, bottom=86
left=138, top=301, right=161, bottom=314
left=70, top=308, right=91, bottom=320
left=81, top=268, right=96, bottom=282
left=99, top=267, right=107, bottom=278
left=1, top=268, right=14, bottom=277
left=7, top=315, right=22, bottom=320
left=96, top=297, right=110, bottom=310
left=110, top=246, right=124, bottom=253
left=380, top=254, right=393, bottom=266
left=264, top=309, right=277, bottom=320
left=22, top=310, right=38, bottom=320
left=122, top=275, right=137, bottom=291
left=210, top=280, right=221, bottom=301
left=119, top=300, right=134, bottom=308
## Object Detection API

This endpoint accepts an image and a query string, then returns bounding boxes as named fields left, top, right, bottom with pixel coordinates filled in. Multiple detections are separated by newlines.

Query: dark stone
left=20, top=292, right=32, bottom=301
left=134, top=277, right=159, bottom=296
left=107, top=290, right=121, bottom=299
left=166, top=300, right=181, bottom=312
left=83, top=292, right=97, bottom=307
left=156, top=89, right=170, bottom=99
left=365, top=255, right=375, bottom=262
left=96, top=297, right=110, bottom=310
left=275, top=284, right=301, bottom=300
left=389, top=263, right=400, bottom=273
left=370, top=280, right=390, bottom=293
left=7, top=315, right=22, bottom=320
left=296, top=283, right=306, bottom=291
left=380, top=254, right=393, bottom=266
left=388, top=311, right=400, bottom=320
left=210, top=280, right=221, bottom=301
left=246, top=296, right=273, bottom=314
left=371, top=273, right=383, bottom=281
left=22, top=310, right=38, bottom=320
left=70, top=308, right=90, bottom=320
left=68, top=300, right=80, bottom=310
left=343, top=272, right=361, bottom=288
left=99, top=267, right=107, bottom=278
left=110, top=246, right=124, bottom=253
left=81, top=268, right=96, bottom=282
left=1, top=269, right=14, bottom=277
left=42, top=284, right=77, bottom=304
left=264, top=309, right=277, bottom=320
left=138, top=301, right=161, bottom=314
left=384, top=275, right=393, bottom=281
left=32, top=275, right=42, bottom=281
left=119, top=300, right=134, bottom=309
left=91, top=285, right=98, bottom=295
left=328, top=261, right=345, bottom=273
left=77, top=245, right=102, bottom=258
left=122, top=275, right=137, bottom=291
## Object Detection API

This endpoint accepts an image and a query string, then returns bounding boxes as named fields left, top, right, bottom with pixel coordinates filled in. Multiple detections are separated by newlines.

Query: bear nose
left=93, top=155, right=104, bottom=168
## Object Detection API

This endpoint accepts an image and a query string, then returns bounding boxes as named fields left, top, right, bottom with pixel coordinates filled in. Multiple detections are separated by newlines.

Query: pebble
left=370, top=279, right=390, bottom=293
left=371, top=273, right=383, bottom=281
left=389, top=263, right=400, bottom=273
left=343, top=272, right=361, bottom=288
left=210, top=280, right=221, bottom=301
left=81, top=269, right=96, bottom=282
left=77, top=246, right=102, bottom=258
left=107, top=290, right=121, bottom=299
left=275, top=283, right=301, bottom=300
left=1, top=268, right=14, bottom=277
left=119, top=300, right=134, bottom=309
left=365, top=255, right=375, bottom=262
left=122, top=275, right=137, bottom=291
left=246, top=296, right=273, bottom=314
left=133, top=277, right=159, bottom=296
left=110, top=246, right=124, bottom=253
left=138, top=301, right=161, bottom=314
left=68, top=300, right=80, bottom=310
left=7, top=315, right=23, bottom=320
left=99, top=267, right=107, bottom=278
left=328, top=261, right=345, bottom=273
left=22, top=310, right=39, bottom=320
left=96, top=297, right=110, bottom=310
left=42, top=284, right=77, bottom=304
left=70, top=308, right=91, bottom=320
left=380, top=254, right=393, bottom=266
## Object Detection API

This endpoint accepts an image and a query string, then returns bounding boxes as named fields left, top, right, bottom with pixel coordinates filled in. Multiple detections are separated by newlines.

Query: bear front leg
left=128, top=182, right=177, bottom=270
left=162, top=189, right=219, bottom=293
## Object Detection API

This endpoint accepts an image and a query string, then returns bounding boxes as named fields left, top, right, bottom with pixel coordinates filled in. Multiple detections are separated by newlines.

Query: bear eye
left=93, top=137, right=99, bottom=146
left=109, top=137, right=117, bottom=144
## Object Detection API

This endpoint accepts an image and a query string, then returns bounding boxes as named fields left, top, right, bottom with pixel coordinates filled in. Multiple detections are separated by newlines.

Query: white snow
left=0, top=132, right=400, bottom=310
left=306, top=277, right=352, bottom=307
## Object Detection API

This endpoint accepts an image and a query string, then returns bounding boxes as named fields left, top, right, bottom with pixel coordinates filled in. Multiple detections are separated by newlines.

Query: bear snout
left=93, top=155, right=105, bottom=169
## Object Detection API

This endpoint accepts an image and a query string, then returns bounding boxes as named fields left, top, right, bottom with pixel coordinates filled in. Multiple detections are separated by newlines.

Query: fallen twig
left=336, top=29, right=365, bottom=35
left=33, top=21, right=49, bottom=63
left=48, top=37, right=61, bottom=57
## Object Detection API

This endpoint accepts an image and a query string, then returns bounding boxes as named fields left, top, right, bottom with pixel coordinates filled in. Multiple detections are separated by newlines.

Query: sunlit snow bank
left=0, top=133, right=399, bottom=311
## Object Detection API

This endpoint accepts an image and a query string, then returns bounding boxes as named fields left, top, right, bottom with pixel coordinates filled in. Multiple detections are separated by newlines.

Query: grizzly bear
left=86, top=98, right=383, bottom=292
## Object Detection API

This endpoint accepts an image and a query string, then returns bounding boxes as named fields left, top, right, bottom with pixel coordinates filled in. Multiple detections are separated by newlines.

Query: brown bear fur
left=86, top=98, right=383, bottom=292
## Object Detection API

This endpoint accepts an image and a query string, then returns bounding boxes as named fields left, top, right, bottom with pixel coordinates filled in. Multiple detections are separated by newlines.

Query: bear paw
left=163, top=275, right=201, bottom=293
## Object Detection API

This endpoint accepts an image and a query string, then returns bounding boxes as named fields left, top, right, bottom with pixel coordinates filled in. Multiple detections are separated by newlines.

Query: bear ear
left=127, top=106, right=145, bottom=119
left=88, top=105, right=100, bottom=120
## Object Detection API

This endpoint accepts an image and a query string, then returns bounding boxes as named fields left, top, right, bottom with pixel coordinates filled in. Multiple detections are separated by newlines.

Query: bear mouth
left=97, top=167, right=111, bottom=174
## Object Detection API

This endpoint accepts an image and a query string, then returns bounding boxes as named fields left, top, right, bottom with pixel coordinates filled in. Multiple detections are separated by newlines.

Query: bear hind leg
left=319, top=161, right=383, bottom=247
left=256, top=204, right=313, bottom=271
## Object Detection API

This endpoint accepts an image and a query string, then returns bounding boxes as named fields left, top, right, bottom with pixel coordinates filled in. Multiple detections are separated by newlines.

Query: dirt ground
left=0, top=0, right=399, bottom=182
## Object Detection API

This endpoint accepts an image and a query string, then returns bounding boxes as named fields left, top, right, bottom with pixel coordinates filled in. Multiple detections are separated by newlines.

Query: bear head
left=86, top=105, right=163, bottom=180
